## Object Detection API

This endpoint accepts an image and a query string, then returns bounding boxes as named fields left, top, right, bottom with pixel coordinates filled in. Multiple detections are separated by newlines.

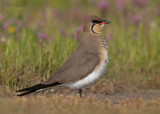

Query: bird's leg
left=79, top=89, right=82, bottom=98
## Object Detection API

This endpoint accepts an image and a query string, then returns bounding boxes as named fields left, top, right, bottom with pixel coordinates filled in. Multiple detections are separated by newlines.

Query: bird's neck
left=79, top=33, right=107, bottom=52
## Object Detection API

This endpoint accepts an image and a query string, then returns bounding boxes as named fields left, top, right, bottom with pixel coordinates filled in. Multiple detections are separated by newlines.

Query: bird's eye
left=91, top=20, right=99, bottom=24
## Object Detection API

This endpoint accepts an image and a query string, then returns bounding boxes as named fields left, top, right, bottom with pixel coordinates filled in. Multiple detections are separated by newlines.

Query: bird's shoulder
left=60, top=49, right=98, bottom=70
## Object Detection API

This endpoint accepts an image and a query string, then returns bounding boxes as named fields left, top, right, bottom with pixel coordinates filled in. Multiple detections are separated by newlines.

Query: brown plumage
left=16, top=15, right=110, bottom=97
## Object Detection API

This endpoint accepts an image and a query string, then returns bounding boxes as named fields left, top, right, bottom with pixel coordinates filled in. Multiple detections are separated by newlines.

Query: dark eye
left=91, top=20, right=99, bottom=24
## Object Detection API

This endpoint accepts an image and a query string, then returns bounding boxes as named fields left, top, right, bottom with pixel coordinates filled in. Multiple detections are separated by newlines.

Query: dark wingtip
left=16, top=84, right=44, bottom=93
left=16, top=90, right=21, bottom=92
left=16, top=88, right=28, bottom=92
left=16, top=82, right=62, bottom=96
left=17, top=90, right=35, bottom=96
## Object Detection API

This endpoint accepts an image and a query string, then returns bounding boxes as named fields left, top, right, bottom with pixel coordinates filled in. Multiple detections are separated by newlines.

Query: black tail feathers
left=16, top=82, right=62, bottom=96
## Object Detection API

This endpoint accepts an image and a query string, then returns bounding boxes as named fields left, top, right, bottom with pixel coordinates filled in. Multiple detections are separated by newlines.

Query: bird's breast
left=63, top=47, right=109, bottom=89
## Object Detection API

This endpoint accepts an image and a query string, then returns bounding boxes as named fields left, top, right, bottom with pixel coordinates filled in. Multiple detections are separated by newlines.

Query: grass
left=0, top=29, right=78, bottom=91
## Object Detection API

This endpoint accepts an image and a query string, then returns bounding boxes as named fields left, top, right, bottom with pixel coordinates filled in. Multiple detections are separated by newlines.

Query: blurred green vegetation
left=0, top=0, right=160, bottom=93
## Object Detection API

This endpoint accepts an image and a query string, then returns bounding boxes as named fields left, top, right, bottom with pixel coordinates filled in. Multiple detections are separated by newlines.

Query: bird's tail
left=16, top=82, right=62, bottom=96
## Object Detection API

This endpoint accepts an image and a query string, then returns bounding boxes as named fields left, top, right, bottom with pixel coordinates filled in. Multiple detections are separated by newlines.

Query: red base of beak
left=100, top=20, right=110, bottom=24
left=100, top=22, right=106, bottom=24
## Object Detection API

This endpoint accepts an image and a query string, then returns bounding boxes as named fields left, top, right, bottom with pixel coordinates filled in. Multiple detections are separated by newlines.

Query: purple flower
left=0, top=14, right=5, bottom=22
left=52, top=9, right=59, bottom=17
left=37, top=21, right=45, bottom=27
left=106, top=32, right=113, bottom=41
left=61, top=29, right=68, bottom=37
left=98, top=0, right=109, bottom=10
left=3, top=23, right=8, bottom=30
left=76, top=26, right=83, bottom=39
left=116, top=0, right=125, bottom=11
left=39, top=32, right=48, bottom=40
left=157, top=8, right=160, bottom=15
left=133, top=15, right=141, bottom=25
left=131, top=0, right=148, bottom=8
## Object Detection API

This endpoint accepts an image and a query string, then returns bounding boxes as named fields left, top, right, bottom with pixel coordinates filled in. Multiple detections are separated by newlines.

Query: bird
left=16, top=15, right=110, bottom=97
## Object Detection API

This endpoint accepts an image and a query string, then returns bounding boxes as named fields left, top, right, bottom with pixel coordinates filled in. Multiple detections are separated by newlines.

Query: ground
left=1, top=86, right=160, bottom=114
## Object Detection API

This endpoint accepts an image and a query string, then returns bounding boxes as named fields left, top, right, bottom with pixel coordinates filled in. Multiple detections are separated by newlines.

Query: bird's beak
left=100, top=20, right=110, bottom=24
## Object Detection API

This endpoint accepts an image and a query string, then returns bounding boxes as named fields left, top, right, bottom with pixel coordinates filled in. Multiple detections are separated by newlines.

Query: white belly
left=63, top=55, right=109, bottom=89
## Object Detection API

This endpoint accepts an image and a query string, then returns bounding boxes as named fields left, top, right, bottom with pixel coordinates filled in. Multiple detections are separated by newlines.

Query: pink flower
left=106, top=32, right=113, bottom=41
left=131, top=0, right=148, bottom=8
left=3, top=23, right=8, bottom=30
left=0, top=14, right=5, bottom=22
left=76, top=26, right=83, bottom=39
left=157, top=8, right=160, bottom=15
left=98, top=0, right=109, bottom=10
left=61, top=29, right=68, bottom=37
left=116, top=0, right=125, bottom=11
left=133, top=15, right=141, bottom=25
left=39, top=32, right=48, bottom=40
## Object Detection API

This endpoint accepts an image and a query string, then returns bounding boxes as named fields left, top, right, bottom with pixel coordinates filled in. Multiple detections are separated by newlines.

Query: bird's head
left=83, top=15, right=110, bottom=34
